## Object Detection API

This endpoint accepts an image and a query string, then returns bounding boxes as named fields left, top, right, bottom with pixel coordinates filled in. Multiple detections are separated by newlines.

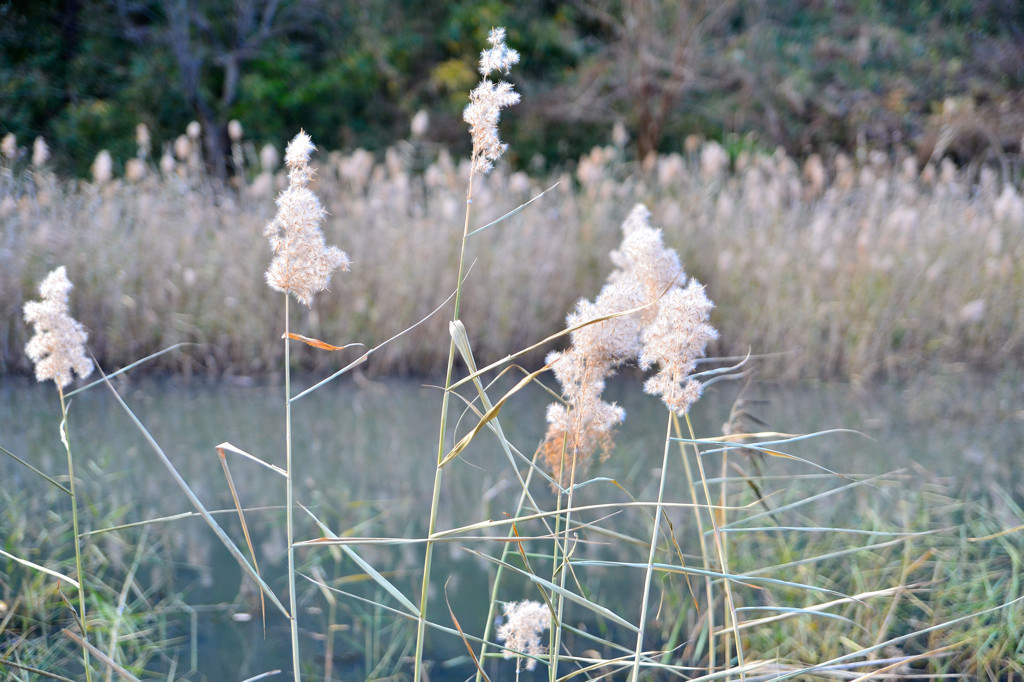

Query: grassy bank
left=3, top=376, right=1023, bottom=679
left=3, top=140, right=1022, bottom=381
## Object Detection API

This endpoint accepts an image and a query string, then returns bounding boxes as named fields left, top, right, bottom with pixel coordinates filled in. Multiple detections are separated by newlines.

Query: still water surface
left=2, top=370, right=1021, bottom=679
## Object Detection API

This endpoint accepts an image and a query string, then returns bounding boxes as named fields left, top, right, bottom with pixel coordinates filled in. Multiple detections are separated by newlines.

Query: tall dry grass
left=2, top=135, right=1023, bottom=382
left=4, top=102, right=1024, bottom=678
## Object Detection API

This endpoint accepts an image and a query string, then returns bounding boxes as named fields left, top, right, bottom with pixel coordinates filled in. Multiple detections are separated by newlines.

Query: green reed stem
left=284, top=295, right=301, bottom=681
left=674, top=412, right=715, bottom=670
left=629, top=413, right=674, bottom=681
left=549, top=441, right=579, bottom=682
left=413, top=174, right=475, bottom=681
left=688, top=412, right=746, bottom=679
left=58, top=387, right=92, bottom=682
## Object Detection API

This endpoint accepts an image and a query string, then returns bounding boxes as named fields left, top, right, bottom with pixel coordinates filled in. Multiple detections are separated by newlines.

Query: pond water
left=1, top=369, right=1022, bottom=679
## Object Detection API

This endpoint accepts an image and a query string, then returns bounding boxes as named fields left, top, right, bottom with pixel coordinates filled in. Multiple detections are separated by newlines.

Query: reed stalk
left=22, top=265, right=96, bottom=680
left=674, top=412, right=716, bottom=669
left=261, top=129, right=350, bottom=679
left=413, top=172, right=475, bottom=681
left=284, top=295, right=300, bottom=680
left=688, top=412, right=746, bottom=678
left=629, top=414, right=674, bottom=680
left=415, top=27, right=519, bottom=679
left=59, top=386, right=93, bottom=682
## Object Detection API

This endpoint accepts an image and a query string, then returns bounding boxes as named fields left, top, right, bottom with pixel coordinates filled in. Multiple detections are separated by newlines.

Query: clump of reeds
left=5, top=130, right=1022, bottom=381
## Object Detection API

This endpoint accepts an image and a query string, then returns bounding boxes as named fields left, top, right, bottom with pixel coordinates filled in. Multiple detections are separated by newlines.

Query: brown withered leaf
left=284, top=332, right=364, bottom=351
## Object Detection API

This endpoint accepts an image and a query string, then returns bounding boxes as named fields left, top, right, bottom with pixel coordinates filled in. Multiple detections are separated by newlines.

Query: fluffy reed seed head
left=32, top=137, right=49, bottom=167
left=614, top=205, right=718, bottom=415
left=260, top=143, right=279, bottom=173
left=410, top=109, right=429, bottom=139
left=463, top=27, right=520, bottom=175
left=23, top=266, right=94, bottom=389
left=496, top=600, right=551, bottom=671
left=92, top=150, right=113, bottom=184
left=540, top=204, right=718, bottom=484
left=227, top=119, right=244, bottom=143
left=639, top=279, right=718, bottom=415
left=136, top=123, right=151, bottom=159
left=540, top=278, right=640, bottom=487
left=264, top=130, right=350, bottom=306
left=1, top=133, right=15, bottom=160
left=174, top=135, right=191, bottom=161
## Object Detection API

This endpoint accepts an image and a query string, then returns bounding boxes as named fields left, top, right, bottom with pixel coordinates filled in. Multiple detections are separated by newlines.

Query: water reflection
left=1, top=370, right=1020, bottom=678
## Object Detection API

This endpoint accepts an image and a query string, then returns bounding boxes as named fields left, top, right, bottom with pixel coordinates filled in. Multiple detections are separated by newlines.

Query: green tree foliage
left=2, top=0, right=1022, bottom=178
left=0, top=0, right=180, bottom=176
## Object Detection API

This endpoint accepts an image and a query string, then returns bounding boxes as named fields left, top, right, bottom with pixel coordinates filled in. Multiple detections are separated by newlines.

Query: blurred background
left=3, top=5, right=1024, bottom=678
left=4, top=0, right=1023, bottom=178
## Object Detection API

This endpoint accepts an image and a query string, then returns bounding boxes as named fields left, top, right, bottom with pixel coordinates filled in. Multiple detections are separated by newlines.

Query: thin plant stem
left=58, top=386, right=92, bottom=682
left=475, top=449, right=541, bottom=681
left=284, top=295, right=300, bottom=681
left=673, top=412, right=715, bottom=671
left=719, top=433, right=732, bottom=668
left=630, top=413, right=674, bottom=681
left=549, top=438, right=580, bottom=682
left=687, top=412, right=746, bottom=680
left=414, top=173, right=475, bottom=681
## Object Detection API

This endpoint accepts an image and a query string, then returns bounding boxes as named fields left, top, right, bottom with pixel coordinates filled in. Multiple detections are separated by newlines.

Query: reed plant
left=261, top=128, right=351, bottom=680
left=413, top=26, right=522, bottom=681
left=0, top=454, right=222, bottom=680
left=20, top=266, right=96, bottom=680
left=4, top=20, right=1024, bottom=682
left=3, top=127, right=1022, bottom=383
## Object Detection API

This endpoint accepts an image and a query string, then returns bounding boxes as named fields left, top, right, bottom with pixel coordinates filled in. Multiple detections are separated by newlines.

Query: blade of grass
left=0, top=548, right=79, bottom=588
left=62, top=629, right=141, bottom=682
left=82, top=506, right=284, bottom=537
left=65, top=343, right=192, bottom=398
left=218, top=448, right=267, bottom=632
left=297, top=503, right=420, bottom=616
left=0, top=659, right=76, bottom=682
left=283, top=332, right=363, bottom=351
left=239, top=672, right=283, bottom=681
left=466, top=182, right=559, bottom=237
left=97, top=367, right=288, bottom=617
left=290, top=283, right=460, bottom=403
left=733, top=606, right=866, bottom=631
left=444, top=578, right=492, bottom=682
left=215, top=442, right=287, bottom=477
left=0, top=445, right=71, bottom=495
left=570, top=559, right=850, bottom=599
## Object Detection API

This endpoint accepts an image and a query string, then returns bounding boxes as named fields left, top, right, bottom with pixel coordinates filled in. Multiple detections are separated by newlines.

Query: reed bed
left=3, top=26, right=1024, bottom=682
left=3, top=134, right=1022, bottom=381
